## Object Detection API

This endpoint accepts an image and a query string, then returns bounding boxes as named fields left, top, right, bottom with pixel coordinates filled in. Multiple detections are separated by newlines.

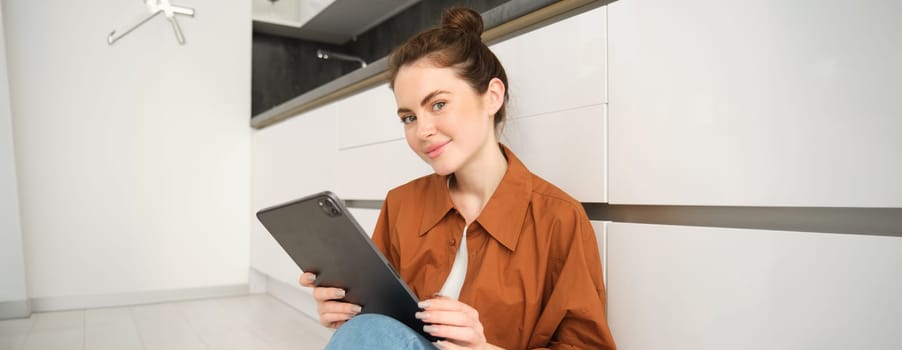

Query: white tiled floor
left=0, top=294, right=333, bottom=350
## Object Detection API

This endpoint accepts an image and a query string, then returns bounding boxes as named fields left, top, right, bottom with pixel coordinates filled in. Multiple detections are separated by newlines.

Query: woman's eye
left=432, top=101, right=446, bottom=112
left=400, top=115, right=417, bottom=124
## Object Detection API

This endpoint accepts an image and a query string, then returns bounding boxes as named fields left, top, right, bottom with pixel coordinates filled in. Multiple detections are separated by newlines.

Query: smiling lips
left=425, top=141, right=450, bottom=159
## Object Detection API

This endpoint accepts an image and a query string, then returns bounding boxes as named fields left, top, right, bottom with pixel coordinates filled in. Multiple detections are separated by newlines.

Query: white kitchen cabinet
left=606, top=222, right=902, bottom=350
left=502, top=104, right=606, bottom=202
left=335, top=139, right=432, bottom=200
left=591, top=220, right=609, bottom=287
left=335, top=84, right=402, bottom=150
left=251, top=104, right=338, bottom=285
left=335, top=103, right=607, bottom=202
left=491, top=6, right=607, bottom=120
left=607, top=0, right=902, bottom=207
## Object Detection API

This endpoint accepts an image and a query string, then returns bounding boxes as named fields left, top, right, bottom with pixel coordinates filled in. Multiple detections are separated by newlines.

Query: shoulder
left=386, top=173, right=441, bottom=200
left=528, top=174, right=589, bottom=223
left=526, top=174, right=596, bottom=259
left=383, top=173, right=444, bottom=212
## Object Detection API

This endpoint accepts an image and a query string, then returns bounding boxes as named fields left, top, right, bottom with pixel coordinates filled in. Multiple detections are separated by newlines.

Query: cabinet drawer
left=336, top=139, right=432, bottom=200
left=502, top=104, right=606, bottom=202
left=491, top=6, right=607, bottom=119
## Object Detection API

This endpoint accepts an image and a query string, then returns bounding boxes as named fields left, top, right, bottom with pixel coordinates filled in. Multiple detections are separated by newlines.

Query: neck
left=449, top=143, right=508, bottom=221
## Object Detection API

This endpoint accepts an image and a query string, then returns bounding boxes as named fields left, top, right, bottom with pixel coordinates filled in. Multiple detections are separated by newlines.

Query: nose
left=415, top=115, right=435, bottom=139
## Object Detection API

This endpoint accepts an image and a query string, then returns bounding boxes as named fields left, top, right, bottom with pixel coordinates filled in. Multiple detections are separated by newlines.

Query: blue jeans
left=324, top=314, right=437, bottom=350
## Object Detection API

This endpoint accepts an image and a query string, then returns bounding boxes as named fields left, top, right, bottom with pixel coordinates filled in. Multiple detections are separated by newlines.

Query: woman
left=300, top=7, right=616, bottom=350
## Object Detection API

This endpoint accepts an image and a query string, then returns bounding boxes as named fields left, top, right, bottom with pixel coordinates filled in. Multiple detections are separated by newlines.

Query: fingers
left=418, top=297, right=480, bottom=325
left=433, top=339, right=501, bottom=350
left=298, top=273, right=348, bottom=303
left=298, top=273, right=362, bottom=329
left=424, top=324, right=485, bottom=346
left=320, top=300, right=362, bottom=315
left=416, top=309, right=474, bottom=327
left=313, top=286, right=347, bottom=302
left=433, top=339, right=466, bottom=350
left=317, top=301, right=362, bottom=328
left=298, top=272, right=316, bottom=287
left=299, top=274, right=350, bottom=303
left=319, top=303, right=360, bottom=326
left=326, top=320, right=347, bottom=329
left=418, top=297, right=486, bottom=346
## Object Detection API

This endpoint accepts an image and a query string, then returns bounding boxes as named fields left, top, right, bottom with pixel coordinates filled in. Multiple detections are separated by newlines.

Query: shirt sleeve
left=534, top=209, right=617, bottom=350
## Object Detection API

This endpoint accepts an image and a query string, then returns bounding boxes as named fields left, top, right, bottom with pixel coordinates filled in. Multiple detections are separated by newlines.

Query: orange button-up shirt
left=372, top=145, right=616, bottom=350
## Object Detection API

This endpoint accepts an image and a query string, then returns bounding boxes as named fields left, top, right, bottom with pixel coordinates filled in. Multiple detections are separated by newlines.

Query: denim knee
left=325, top=314, right=435, bottom=350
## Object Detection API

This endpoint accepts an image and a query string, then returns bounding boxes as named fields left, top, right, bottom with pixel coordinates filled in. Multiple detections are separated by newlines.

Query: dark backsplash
left=252, top=0, right=510, bottom=117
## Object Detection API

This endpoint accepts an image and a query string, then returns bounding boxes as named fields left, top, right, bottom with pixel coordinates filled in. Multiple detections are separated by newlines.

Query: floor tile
left=245, top=314, right=329, bottom=347
left=84, top=308, right=142, bottom=350
left=0, top=316, right=34, bottom=336
left=3, top=294, right=332, bottom=350
left=85, top=323, right=144, bottom=350
left=130, top=303, right=206, bottom=350
left=85, top=307, right=133, bottom=327
left=174, top=299, right=237, bottom=334
left=0, top=333, right=28, bottom=350
left=20, top=328, right=83, bottom=350
left=30, top=311, right=84, bottom=332
left=203, top=327, right=275, bottom=350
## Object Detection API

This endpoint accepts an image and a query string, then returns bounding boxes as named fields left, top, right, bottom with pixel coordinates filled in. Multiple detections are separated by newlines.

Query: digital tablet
left=256, top=191, right=435, bottom=341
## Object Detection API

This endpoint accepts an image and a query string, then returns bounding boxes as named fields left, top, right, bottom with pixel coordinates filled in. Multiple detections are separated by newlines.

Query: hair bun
left=441, top=7, right=484, bottom=37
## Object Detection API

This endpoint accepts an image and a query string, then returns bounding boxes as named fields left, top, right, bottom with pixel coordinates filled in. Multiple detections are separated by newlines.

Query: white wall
left=0, top=2, right=28, bottom=309
left=2, top=0, right=251, bottom=307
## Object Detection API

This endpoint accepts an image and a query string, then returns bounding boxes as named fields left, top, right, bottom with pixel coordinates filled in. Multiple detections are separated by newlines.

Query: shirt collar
left=417, top=144, right=533, bottom=252
left=417, top=175, right=455, bottom=237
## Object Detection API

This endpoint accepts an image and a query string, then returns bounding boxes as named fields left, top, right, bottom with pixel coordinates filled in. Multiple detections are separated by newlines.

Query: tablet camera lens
left=320, top=198, right=341, bottom=217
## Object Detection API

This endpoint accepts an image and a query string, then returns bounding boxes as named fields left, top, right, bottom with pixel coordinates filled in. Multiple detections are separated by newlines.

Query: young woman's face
left=393, top=59, right=500, bottom=175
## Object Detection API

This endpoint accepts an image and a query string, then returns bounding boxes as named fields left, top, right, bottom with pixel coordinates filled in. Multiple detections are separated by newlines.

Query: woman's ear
left=484, top=77, right=506, bottom=117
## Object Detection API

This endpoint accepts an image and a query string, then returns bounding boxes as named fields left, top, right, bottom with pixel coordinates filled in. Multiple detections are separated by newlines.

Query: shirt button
left=449, top=238, right=456, bottom=246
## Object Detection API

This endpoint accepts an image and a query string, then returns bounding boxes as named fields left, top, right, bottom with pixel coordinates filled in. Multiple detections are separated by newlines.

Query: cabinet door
left=251, top=104, right=338, bottom=284
left=335, top=84, right=402, bottom=150
left=336, top=139, right=432, bottom=200
left=606, top=222, right=902, bottom=350
left=490, top=6, right=607, bottom=120
left=607, top=0, right=902, bottom=206
left=591, top=220, right=609, bottom=287
left=252, top=104, right=337, bottom=209
left=502, top=104, right=607, bottom=202
left=348, top=208, right=381, bottom=237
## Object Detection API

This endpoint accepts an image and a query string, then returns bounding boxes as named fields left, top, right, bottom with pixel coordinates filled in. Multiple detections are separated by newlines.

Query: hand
left=416, top=295, right=501, bottom=350
left=298, top=272, right=362, bottom=329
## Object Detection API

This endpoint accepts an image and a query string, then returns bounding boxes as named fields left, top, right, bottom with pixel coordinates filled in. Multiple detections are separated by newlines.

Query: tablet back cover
left=256, top=191, right=431, bottom=340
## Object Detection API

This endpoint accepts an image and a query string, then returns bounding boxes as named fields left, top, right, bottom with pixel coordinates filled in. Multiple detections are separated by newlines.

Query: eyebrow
left=396, top=90, right=449, bottom=115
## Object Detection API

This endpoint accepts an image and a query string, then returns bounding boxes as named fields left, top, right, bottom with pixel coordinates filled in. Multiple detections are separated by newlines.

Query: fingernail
left=423, top=325, right=436, bottom=333
left=433, top=340, right=445, bottom=349
left=334, top=289, right=345, bottom=298
left=352, top=305, right=362, bottom=313
left=305, top=274, right=316, bottom=282
left=418, top=301, right=430, bottom=309
left=415, top=312, right=428, bottom=320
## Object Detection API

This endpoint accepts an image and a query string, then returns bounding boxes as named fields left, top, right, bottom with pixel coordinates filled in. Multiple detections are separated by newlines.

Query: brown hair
left=388, top=7, right=509, bottom=128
